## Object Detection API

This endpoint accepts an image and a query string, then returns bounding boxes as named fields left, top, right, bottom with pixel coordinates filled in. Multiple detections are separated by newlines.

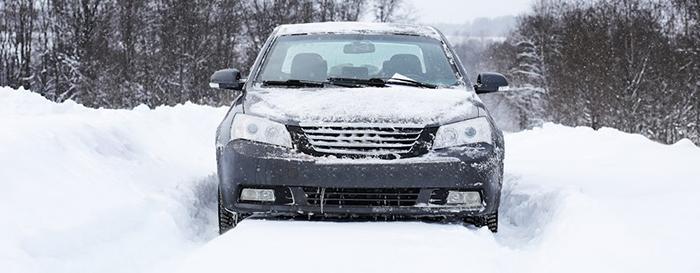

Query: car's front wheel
left=465, top=212, right=498, bottom=233
left=480, top=212, right=498, bottom=233
left=218, top=189, right=242, bottom=234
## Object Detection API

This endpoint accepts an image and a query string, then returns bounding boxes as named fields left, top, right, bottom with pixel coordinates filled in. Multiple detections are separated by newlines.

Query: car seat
left=381, top=54, right=423, bottom=77
left=290, top=53, right=328, bottom=82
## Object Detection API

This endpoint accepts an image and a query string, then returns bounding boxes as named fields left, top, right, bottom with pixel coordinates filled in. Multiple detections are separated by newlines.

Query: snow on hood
left=244, top=86, right=481, bottom=125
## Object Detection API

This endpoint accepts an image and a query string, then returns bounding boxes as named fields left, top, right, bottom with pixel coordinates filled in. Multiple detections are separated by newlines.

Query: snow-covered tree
left=510, top=40, right=545, bottom=89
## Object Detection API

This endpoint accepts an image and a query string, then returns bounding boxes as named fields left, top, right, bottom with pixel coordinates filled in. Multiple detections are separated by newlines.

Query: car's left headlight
left=230, top=114, right=293, bottom=148
left=432, top=117, right=493, bottom=149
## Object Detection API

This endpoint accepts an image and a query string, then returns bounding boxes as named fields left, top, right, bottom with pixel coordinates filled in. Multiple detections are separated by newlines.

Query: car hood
left=244, top=86, right=482, bottom=126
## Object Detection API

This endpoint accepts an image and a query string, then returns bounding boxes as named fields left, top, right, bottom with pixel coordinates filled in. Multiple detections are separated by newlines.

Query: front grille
left=299, top=124, right=424, bottom=157
left=303, top=187, right=420, bottom=207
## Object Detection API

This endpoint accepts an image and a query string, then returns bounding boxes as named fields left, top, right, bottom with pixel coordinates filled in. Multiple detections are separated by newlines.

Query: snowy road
left=1, top=88, right=699, bottom=273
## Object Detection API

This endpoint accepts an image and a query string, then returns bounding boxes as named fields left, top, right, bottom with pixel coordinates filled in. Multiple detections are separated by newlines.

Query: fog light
left=446, top=191, right=481, bottom=206
left=240, top=188, right=275, bottom=202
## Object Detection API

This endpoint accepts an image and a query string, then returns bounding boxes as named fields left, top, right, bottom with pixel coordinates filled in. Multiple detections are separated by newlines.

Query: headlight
left=230, top=114, right=293, bottom=148
left=432, top=117, right=492, bottom=149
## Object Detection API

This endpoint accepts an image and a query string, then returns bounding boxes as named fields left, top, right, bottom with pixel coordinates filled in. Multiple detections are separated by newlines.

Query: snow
left=275, top=22, right=443, bottom=40
left=246, top=86, right=480, bottom=124
left=443, top=35, right=508, bottom=44
left=1, top=87, right=699, bottom=273
left=0, top=88, right=226, bottom=273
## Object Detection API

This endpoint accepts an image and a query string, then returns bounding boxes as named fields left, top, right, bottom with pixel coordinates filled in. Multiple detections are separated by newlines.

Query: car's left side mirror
left=210, top=68, right=244, bottom=91
left=474, top=72, right=508, bottom=94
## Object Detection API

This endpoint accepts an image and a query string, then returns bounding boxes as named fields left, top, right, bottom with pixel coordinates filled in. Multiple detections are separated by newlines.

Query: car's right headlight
left=230, top=114, right=293, bottom=148
left=432, top=117, right=493, bottom=149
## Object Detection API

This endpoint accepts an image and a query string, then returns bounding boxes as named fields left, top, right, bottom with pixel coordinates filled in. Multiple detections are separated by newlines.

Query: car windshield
left=256, top=34, right=460, bottom=87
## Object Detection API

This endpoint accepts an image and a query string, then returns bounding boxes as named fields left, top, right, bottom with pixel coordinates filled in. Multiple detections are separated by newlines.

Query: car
left=211, top=22, right=507, bottom=234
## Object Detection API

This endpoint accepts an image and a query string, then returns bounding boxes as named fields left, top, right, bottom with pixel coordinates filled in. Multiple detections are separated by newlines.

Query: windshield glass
left=256, top=34, right=460, bottom=87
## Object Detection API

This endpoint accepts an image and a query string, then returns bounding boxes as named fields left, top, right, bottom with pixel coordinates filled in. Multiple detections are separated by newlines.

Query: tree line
left=0, top=0, right=407, bottom=108
left=1, top=0, right=697, bottom=144
left=459, top=0, right=699, bottom=144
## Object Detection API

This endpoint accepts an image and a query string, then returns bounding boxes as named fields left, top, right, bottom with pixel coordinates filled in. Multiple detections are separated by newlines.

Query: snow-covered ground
left=1, top=87, right=699, bottom=273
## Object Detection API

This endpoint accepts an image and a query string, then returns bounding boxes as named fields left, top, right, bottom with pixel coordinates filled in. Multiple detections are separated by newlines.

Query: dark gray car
left=211, top=22, right=508, bottom=234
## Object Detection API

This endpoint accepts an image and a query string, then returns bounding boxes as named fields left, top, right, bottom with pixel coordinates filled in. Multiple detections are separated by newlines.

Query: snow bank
left=0, top=88, right=226, bottom=273
left=1, top=87, right=699, bottom=273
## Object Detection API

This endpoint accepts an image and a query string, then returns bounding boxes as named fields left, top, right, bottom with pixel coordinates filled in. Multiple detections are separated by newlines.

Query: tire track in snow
left=496, top=173, right=567, bottom=247
left=183, top=174, right=219, bottom=239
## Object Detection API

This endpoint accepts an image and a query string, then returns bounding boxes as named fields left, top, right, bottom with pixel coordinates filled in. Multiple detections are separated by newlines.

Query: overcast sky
left=404, top=0, right=534, bottom=24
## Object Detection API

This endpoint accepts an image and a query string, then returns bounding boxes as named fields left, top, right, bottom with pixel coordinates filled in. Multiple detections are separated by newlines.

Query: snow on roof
left=275, top=22, right=444, bottom=40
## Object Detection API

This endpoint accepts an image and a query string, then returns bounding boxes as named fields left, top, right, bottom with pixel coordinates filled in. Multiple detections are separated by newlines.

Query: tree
left=0, top=0, right=35, bottom=90
left=315, top=0, right=366, bottom=22
left=372, top=0, right=397, bottom=22
left=497, top=0, right=698, bottom=144
left=510, top=40, right=545, bottom=88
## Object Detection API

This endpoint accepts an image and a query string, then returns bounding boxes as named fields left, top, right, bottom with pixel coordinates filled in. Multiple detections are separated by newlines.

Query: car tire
left=218, top=188, right=240, bottom=234
left=465, top=212, right=498, bottom=233
left=481, top=212, right=498, bottom=233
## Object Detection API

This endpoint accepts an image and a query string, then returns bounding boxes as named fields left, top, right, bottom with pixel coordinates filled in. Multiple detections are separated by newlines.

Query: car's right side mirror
left=210, top=68, right=244, bottom=91
left=474, top=72, right=508, bottom=94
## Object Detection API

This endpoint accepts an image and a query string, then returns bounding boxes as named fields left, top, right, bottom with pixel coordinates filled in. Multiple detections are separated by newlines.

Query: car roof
left=274, top=22, right=444, bottom=40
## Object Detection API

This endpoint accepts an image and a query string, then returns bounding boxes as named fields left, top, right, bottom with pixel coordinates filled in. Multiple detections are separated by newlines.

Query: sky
left=404, top=0, right=534, bottom=24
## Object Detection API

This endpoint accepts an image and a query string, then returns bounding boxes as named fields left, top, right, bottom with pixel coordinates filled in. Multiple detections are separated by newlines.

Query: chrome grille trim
left=307, top=140, right=415, bottom=148
left=303, top=128, right=423, bottom=135
left=299, top=122, right=425, bottom=128
left=300, top=123, right=425, bottom=156
left=303, top=135, right=420, bottom=141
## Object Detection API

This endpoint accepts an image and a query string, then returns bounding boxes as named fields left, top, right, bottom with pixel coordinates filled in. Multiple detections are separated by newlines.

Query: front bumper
left=217, top=140, right=503, bottom=218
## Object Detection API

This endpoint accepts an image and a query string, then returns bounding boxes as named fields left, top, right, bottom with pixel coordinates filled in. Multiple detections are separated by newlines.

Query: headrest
left=290, top=53, right=328, bottom=81
left=383, top=54, right=422, bottom=76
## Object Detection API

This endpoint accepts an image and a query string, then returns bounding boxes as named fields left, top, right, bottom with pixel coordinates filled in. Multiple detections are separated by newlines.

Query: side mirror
left=474, top=72, right=508, bottom=94
left=210, top=69, right=244, bottom=91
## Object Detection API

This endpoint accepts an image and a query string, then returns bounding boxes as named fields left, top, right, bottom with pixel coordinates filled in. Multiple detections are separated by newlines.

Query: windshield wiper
left=327, top=77, right=387, bottom=87
left=378, top=77, right=438, bottom=89
left=262, top=77, right=436, bottom=89
left=262, top=79, right=361, bottom=88
left=262, top=79, right=326, bottom=88
left=328, top=77, right=436, bottom=89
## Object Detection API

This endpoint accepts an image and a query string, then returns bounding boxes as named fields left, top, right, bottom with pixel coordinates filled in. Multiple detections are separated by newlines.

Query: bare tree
left=315, top=0, right=366, bottom=21
left=372, top=0, right=400, bottom=22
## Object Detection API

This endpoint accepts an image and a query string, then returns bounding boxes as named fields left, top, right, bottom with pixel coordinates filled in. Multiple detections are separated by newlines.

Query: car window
left=280, top=42, right=426, bottom=76
left=257, top=34, right=459, bottom=87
